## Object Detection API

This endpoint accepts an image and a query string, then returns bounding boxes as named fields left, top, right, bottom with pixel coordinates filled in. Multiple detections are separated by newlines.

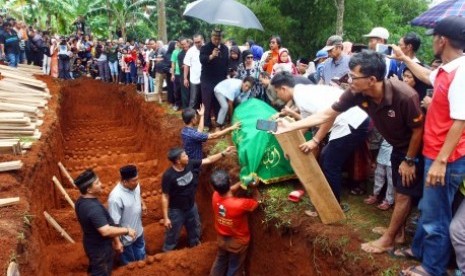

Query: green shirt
left=171, top=48, right=181, bottom=75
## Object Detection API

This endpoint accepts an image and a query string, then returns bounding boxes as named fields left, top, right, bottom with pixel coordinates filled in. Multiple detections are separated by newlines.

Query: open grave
left=0, top=76, right=404, bottom=275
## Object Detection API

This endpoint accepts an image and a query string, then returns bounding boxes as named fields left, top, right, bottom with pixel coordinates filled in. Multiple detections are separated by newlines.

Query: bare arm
left=398, top=126, right=424, bottom=186
left=427, top=120, right=465, bottom=186
left=201, top=146, right=236, bottom=165
left=183, top=65, right=190, bottom=88
left=161, top=193, right=171, bottom=228
left=275, top=107, right=340, bottom=134
left=97, top=224, right=136, bottom=239
left=391, top=44, right=432, bottom=85
left=209, top=122, right=240, bottom=139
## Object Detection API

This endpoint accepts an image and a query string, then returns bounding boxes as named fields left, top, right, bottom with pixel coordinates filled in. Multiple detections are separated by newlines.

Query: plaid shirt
left=181, top=126, right=208, bottom=160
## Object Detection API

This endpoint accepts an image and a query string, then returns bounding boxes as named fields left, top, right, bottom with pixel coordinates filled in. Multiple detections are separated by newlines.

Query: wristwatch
left=404, top=156, right=416, bottom=167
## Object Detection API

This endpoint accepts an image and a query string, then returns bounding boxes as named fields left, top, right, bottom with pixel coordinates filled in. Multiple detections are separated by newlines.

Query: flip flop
left=372, top=226, right=387, bottom=235
left=399, top=266, right=430, bottom=276
left=288, top=189, right=305, bottom=202
left=304, top=210, right=318, bottom=217
left=389, top=247, right=418, bottom=261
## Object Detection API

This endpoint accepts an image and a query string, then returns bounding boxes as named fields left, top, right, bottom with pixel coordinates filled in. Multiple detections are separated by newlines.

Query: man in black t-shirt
left=162, top=146, right=235, bottom=251
left=75, top=169, right=136, bottom=275
left=0, top=22, right=20, bottom=67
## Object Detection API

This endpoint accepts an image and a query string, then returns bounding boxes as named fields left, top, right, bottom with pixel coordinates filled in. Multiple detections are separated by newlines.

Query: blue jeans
left=7, top=53, right=20, bottom=68
left=320, top=119, right=370, bottom=202
left=162, top=204, right=201, bottom=251
left=120, top=234, right=146, bottom=265
left=411, top=156, right=465, bottom=275
left=210, top=245, right=248, bottom=276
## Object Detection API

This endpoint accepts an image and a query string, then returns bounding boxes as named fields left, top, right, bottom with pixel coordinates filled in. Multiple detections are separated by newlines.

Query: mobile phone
left=426, top=88, right=433, bottom=97
left=339, top=73, right=349, bottom=84
left=375, top=44, right=392, bottom=56
left=256, top=119, right=277, bottom=132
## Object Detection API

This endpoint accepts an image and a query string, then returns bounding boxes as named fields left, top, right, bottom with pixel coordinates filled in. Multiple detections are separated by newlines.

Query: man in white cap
left=108, top=165, right=146, bottom=265
left=364, top=27, right=398, bottom=78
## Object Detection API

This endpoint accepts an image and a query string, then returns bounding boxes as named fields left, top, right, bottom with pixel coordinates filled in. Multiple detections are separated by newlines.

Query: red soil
left=0, top=77, right=400, bottom=275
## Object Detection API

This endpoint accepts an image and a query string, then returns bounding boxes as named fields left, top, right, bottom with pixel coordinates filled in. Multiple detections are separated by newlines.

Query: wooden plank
left=43, top=211, right=75, bottom=243
left=0, top=160, right=23, bottom=172
left=0, top=117, right=31, bottom=124
left=0, top=197, right=20, bottom=208
left=275, top=130, right=345, bottom=224
left=52, top=176, right=75, bottom=209
left=58, top=162, right=76, bottom=188
left=0, top=112, right=25, bottom=119
left=0, top=102, right=38, bottom=113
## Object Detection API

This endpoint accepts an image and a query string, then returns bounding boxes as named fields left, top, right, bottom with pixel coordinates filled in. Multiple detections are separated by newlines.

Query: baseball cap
left=425, top=16, right=465, bottom=42
left=314, top=50, right=329, bottom=62
left=321, top=35, right=343, bottom=51
left=363, top=27, right=390, bottom=40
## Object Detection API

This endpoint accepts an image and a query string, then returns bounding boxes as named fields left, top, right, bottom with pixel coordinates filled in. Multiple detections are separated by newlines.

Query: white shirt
left=184, top=46, right=202, bottom=84
left=214, top=79, right=243, bottom=101
left=293, top=84, right=368, bottom=140
left=429, top=55, right=465, bottom=120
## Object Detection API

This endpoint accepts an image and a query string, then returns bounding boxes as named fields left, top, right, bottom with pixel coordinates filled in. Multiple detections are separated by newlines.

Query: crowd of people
left=2, top=12, right=465, bottom=276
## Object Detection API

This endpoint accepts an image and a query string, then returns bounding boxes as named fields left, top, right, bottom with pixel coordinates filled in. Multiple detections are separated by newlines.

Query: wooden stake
left=58, top=162, right=76, bottom=188
left=275, top=130, right=345, bottom=224
left=6, top=261, right=19, bottom=276
left=0, top=197, right=20, bottom=208
left=43, top=211, right=75, bottom=243
left=0, top=160, right=23, bottom=172
left=52, top=176, right=75, bottom=209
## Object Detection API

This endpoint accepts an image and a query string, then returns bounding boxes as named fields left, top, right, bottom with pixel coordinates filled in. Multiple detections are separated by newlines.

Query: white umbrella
left=183, top=0, right=264, bottom=31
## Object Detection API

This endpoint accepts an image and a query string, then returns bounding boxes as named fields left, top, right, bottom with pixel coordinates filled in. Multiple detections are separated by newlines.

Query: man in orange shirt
left=260, top=35, right=281, bottom=74
left=209, top=170, right=260, bottom=276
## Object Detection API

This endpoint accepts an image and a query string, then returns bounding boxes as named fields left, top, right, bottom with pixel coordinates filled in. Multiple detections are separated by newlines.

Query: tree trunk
left=107, top=0, right=112, bottom=39
left=157, top=0, right=167, bottom=43
left=334, top=0, right=345, bottom=36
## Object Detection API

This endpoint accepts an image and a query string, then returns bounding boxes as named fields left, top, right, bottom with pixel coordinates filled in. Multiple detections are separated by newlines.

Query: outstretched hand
left=389, top=44, right=407, bottom=62
left=273, top=118, right=292, bottom=135
left=197, top=104, right=205, bottom=116
left=223, top=146, right=237, bottom=156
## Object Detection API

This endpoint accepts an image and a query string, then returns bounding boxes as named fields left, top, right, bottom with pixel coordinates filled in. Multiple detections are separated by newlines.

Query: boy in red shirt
left=210, top=170, right=260, bottom=276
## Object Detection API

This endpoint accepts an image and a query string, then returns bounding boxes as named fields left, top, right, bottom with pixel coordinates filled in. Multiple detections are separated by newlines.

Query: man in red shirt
left=209, top=170, right=260, bottom=276
left=392, top=16, right=465, bottom=276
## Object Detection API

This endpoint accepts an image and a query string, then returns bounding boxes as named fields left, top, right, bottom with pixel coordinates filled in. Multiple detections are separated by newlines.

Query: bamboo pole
left=0, top=160, right=23, bottom=172
left=43, top=211, right=75, bottom=243
left=52, top=176, right=75, bottom=209
left=58, top=162, right=76, bottom=188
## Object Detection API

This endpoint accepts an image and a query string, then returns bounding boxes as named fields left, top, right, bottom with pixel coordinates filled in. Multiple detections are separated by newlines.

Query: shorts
left=390, top=150, right=424, bottom=198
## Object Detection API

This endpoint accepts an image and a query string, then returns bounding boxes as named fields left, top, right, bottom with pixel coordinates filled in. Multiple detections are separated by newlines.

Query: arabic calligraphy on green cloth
left=231, top=99, right=299, bottom=186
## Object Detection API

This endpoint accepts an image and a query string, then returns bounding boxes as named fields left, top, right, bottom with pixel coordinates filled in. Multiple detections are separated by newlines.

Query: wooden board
left=43, top=211, right=75, bottom=243
left=0, top=160, right=23, bottom=172
left=6, top=261, right=19, bottom=276
left=275, top=130, right=345, bottom=224
left=0, top=197, right=20, bottom=208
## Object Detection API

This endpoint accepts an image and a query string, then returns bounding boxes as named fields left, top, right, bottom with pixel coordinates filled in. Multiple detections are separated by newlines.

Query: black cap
left=74, top=169, right=97, bottom=192
left=425, top=16, right=465, bottom=42
left=120, top=165, right=138, bottom=180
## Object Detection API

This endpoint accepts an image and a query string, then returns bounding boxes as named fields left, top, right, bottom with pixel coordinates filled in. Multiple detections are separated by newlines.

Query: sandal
left=364, top=195, right=378, bottom=205
left=389, top=247, right=417, bottom=261
left=377, top=200, right=392, bottom=211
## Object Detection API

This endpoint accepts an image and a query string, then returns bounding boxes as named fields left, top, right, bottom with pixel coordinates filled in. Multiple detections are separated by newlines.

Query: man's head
left=120, top=165, right=139, bottom=190
left=399, top=32, right=421, bottom=56
left=211, top=28, right=223, bottom=46
left=269, top=35, right=281, bottom=51
left=321, top=35, right=344, bottom=59
left=426, top=16, right=465, bottom=58
left=363, top=27, right=389, bottom=50
left=296, top=58, right=310, bottom=75
left=75, top=169, right=102, bottom=195
left=241, top=76, right=255, bottom=92
left=168, top=148, right=188, bottom=166
left=149, top=39, right=157, bottom=50
left=179, top=38, right=189, bottom=51
left=181, top=108, right=198, bottom=125
left=348, top=50, right=385, bottom=93
left=270, top=71, right=295, bottom=102
left=259, top=71, right=271, bottom=87
left=193, top=34, right=204, bottom=50
left=210, top=170, right=230, bottom=195
left=2, top=21, right=11, bottom=31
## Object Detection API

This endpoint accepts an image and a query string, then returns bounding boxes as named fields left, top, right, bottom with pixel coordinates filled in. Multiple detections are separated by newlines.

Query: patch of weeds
left=209, top=138, right=230, bottom=155
left=22, top=212, right=34, bottom=228
left=260, top=182, right=312, bottom=232
left=8, top=251, right=17, bottom=263
left=382, top=265, right=400, bottom=276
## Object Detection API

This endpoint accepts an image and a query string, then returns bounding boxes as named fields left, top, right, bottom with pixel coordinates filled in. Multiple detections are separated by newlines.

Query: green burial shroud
left=232, top=99, right=298, bottom=186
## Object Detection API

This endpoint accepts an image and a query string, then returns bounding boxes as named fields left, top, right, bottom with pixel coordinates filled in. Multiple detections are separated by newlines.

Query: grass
left=208, top=138, right=231, bottom=155
left=259, top=181, right=313, bottom=231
